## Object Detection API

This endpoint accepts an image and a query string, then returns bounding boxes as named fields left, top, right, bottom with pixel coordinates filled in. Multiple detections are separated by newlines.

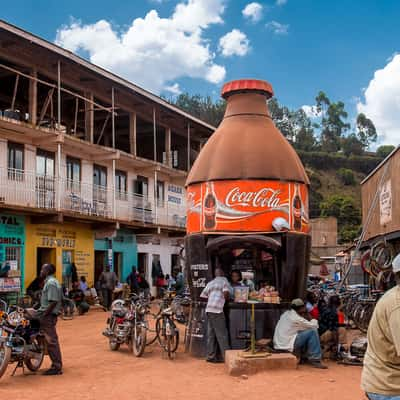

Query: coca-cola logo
left=225, top=187, right=283, bottom=208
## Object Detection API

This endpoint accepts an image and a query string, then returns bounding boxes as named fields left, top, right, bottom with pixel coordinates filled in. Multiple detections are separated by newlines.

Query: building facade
left=0, top=21, right=214, bottom=290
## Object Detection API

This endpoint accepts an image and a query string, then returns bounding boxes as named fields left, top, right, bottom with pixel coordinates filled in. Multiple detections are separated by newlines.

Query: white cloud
left=164, top=83, right=182, bottom=95
left=242, top=2, right=263, bottom=23
left=301, top=105, right=322, bottom=119
left=266, top=20, right=289, bottom=35
left=276, top=0, right=287, bottom=5
left=357, top=54, right=400, bottom=145
left=219, top=29, right=250, bottom=57
left=55, top=0, right=226, bottom=94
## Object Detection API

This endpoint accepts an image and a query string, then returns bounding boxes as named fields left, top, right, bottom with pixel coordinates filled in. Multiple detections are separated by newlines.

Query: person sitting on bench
left=273, top=298, right=327, bottom=369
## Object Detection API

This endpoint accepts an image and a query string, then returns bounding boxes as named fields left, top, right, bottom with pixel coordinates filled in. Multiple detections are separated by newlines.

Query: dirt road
left=0, top=310, right=365, bottom=400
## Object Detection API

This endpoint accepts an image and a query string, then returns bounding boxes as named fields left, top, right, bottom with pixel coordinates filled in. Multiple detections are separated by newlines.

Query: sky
left=2, top=0, right=400, bottom=145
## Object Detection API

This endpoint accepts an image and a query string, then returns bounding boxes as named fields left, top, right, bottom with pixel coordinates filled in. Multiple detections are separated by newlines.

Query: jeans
left=367, top=394, right=400, bottom=400
left=206, top=312, right=230, bottom=361
left=294, top=329, right=322, bottom=361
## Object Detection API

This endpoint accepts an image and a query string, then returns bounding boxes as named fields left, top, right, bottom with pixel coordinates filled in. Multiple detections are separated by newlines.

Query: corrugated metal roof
left=0, top=19, right=216, bottom=132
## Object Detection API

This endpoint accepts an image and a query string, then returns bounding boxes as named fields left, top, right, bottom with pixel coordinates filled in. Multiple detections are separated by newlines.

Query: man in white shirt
left=273, top=298, right=327, bottom=369
left=200, top=268, right=232, bottom=363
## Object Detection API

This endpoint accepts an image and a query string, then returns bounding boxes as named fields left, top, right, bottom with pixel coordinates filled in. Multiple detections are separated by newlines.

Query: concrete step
left=225, top=350, right=298, bottom=376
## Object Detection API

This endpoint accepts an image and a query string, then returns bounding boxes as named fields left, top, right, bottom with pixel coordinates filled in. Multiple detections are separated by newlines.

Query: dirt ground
left=0, top=310, right=365, bottom=400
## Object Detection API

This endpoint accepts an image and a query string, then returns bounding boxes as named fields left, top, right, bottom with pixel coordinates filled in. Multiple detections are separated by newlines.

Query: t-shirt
left=362, top=286, right=400, bottom=396
left=318, top=307, right=339, bottom=335
left=273, top=309, right=319, bottom=352
left=200, top=277, right=231, bottom=314
left=38, top=275, right=62, bottom=316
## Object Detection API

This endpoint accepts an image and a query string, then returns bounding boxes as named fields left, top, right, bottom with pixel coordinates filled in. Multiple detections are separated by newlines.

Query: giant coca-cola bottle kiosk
left=185, top=79, right=310, bottom=357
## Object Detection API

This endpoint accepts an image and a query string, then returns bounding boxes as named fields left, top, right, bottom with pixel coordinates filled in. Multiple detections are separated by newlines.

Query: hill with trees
left=168, top=92, right=396, bottom=244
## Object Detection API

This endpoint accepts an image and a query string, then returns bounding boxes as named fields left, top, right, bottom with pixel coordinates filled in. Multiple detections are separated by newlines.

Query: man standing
left=38, top=263, right=63, bottom=375
left=99, top=265, right=118, bottom=310
left=362, top=254, right=400, bottom=399
left=200, top=268, right=231, bottom=363
left=126, top=266, right=139, bottom=294
left=273, top=298, right=327, bottom=369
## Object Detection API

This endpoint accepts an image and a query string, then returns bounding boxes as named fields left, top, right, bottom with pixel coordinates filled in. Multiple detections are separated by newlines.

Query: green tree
left=356, top=113, right=377, bottom=148
left=337, top=168, right=355, bottom=185
left=170, top=93, right=226, bottom=126
left=341, top=133, right=364, bottom=156
left=376, top=145, right=396, bottom=158
left=315, top=91, right=350, bottom=152
left=320, top=194, right=361, bottom=243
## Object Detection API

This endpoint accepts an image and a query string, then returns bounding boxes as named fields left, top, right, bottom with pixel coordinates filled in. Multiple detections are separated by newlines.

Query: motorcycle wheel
left=132, top=325, right=147, bottom=357
left=0, top=342, right=11, bottom=378
left=24, top=338, right=45, bottom=372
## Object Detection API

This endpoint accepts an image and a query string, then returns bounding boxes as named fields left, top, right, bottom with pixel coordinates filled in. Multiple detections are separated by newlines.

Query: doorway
left=113, top=252, right=123, bottom=280
left=138, top=253, right=148, bottom=276
left=62, top=250, right=74, bottom=288
left=36, top=247, right=56, bottom=276
left=94, top=250, right=107, bottom=284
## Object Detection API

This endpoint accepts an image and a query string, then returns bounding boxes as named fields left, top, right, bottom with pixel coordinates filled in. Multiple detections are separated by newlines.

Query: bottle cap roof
left=221, top=79, right=274, bottom=99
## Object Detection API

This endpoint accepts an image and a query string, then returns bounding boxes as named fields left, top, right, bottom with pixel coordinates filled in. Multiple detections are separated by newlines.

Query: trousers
left=366, top=394, right=400, bottom=400
left=41, top=314, right=63, bottom=371
left=206, top=312, right=230, bottom=361
left=102, top=289, right=113, bottom=310
left=293, top=329, right=322, bottom=361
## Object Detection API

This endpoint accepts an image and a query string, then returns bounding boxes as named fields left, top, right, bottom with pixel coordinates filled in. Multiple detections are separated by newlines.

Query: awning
left=206, top=235, right=281, bottom=253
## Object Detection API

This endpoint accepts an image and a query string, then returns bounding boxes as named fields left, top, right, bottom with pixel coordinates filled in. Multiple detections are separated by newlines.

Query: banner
left=380, top=179, right=392, bottom=225
left=187, top=180, right=309, bottom=234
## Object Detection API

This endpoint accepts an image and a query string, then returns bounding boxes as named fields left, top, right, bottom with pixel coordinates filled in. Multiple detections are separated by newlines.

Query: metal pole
left=111, top=87, right=115, bottom=149
left=153, top=108, right=157, bottom=162
left=154, top=169, right=158, bottom=224
left=112, top=159, right=116, bottom=219
left=339, top=161, right=391, bottom=289
left=57, top=60, right=61, bottom=129
left=57, top=142, right=62, bottom=211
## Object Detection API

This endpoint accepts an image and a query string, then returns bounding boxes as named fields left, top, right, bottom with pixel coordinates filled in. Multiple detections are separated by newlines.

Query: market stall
left=184, top=79, right=311, bottom=357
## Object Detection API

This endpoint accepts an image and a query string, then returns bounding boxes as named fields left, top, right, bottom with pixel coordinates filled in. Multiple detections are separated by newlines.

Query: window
left=36, top=150, right=54, bottom=177
left=66, top=157, right=81, bottom=191
left=5, top=247, right=21, bottom=275
left=93, top=164, right=107, bottom=202
left=115, top=170, right=127, bottom=200
left=156, top=180, right=165, bottom=207
left=133, top=176, right=149, bottom=199
left=7, top=142, right=24, bottom=180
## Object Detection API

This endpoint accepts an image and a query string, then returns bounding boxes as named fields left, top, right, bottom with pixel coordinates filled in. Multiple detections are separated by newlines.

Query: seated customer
left=319, top=295, right=347, bottom=358
left=273, top=298, right=327, bottom=369
left=69, top=282, right=90, bottom=315
left=306, top=292, right=319, bottom=320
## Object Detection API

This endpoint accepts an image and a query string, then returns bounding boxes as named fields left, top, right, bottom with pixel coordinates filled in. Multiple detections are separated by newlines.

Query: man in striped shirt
left=201, top=268, right=232, bottom=363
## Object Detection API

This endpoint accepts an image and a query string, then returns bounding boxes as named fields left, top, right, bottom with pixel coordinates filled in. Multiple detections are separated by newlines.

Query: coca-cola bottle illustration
left=293, top=183, right=302, bottom=231
left=203, top=182, right=217, bottom=230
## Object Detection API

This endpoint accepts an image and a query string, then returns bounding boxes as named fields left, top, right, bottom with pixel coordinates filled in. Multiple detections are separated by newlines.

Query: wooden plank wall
left=361, top=150, right=400, bottom=241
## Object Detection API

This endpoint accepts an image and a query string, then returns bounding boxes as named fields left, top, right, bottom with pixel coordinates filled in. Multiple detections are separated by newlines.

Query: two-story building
left=0, top=20, right=214, bottom=291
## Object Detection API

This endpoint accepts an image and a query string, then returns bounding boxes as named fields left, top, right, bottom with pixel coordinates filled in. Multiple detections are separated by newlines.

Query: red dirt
left=0, top=311, right=365, bottom=400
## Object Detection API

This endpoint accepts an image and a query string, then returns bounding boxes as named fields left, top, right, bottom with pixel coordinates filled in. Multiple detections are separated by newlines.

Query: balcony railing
left=0, top=168, right=186, bottom=229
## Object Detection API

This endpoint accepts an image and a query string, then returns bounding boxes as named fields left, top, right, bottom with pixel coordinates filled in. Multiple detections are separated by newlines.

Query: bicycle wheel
left=145, top=312, right=159, bottom=345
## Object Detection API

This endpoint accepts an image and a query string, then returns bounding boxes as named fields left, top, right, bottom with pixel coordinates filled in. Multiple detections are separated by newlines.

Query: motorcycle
left=103, top=293, right=148, bottom=357
left=0, top=299, right=45, bottom=378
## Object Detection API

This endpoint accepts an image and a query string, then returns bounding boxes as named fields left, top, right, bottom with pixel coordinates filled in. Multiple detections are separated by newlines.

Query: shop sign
left=186, top=180, right=309, bottom=234
left=0, top=277, right=21, bottom=292
left=190, top=263, right=208, bottom=288
left=168, top=184, right=184, bottom=205
left=380, top=179, right=392, bottom=225
left=35, top=228, right=76, bottom=248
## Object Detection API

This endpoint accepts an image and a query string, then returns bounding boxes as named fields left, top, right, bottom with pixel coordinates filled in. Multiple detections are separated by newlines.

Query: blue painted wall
left=0, top=214, right=25, bottom=289
left=94, top=229, right=137, bottom=282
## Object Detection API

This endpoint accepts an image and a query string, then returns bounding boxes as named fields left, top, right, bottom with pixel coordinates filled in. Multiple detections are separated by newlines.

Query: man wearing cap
left=273, top=298, right=327, bottom=369
left=362, top=254, right=400, bottom=399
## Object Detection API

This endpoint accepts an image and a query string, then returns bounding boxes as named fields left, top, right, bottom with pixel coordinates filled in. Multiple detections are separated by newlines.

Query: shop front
left=0, top=213, right=25, bottom=294
left=25, top=221, right=94, bottom=288
left=94, top=229, right=137, bottom=284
